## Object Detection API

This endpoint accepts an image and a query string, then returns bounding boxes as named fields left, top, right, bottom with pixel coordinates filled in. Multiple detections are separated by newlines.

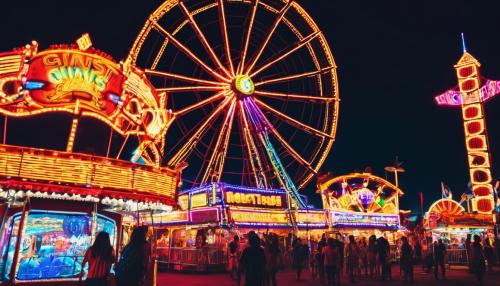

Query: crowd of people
left=78, top=228, right=500, bottom=286
left=231, top=231, right=499, bottom=286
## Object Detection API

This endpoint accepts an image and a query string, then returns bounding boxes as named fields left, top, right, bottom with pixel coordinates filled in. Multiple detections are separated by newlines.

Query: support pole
left=9, top=198, right=29, bottom=284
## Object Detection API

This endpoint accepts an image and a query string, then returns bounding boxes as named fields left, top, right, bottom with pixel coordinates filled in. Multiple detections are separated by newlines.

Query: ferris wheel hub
left=233, top=74, right=255, bottom=96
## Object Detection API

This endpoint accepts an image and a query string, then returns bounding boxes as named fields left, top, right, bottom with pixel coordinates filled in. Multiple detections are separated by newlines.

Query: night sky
left=1, top=0, right=500, bottom=212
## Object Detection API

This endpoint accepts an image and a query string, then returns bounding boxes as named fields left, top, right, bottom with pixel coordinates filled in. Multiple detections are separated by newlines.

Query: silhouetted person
left=347, top=235, right=359, bottom=283
left=116, top=227, right=150, bottom=286
left=264, top=234, right=279, bottom=286
left=292, top=238, right=306, bottom=281
left=471, top=235, right=486, bottom=286
left=80, top=231, right=115, bottom=286
left=317, top=234, right=327, bottom=283
left=433, top=239, right=446, bottom=280
left=484, top=239, right=495, bottom=272
left=400, top=236, right=413, bottom=282
left=377, top=237, right=390, bottom=280
left=367, top=235, right=377, bottom=278
left=228, top=235, right=240, bottom=280
left=239, top=232, right=266, bottom=286
left=323, top=237, right=341, bottom=286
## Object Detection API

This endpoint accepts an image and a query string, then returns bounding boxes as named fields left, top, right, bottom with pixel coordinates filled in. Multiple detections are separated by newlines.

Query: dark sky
left=1, top=0, right=500, bottom=213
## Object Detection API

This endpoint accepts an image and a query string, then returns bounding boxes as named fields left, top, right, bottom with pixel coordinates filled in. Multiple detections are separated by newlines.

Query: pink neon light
left=435, top=80, right=500, bottom=106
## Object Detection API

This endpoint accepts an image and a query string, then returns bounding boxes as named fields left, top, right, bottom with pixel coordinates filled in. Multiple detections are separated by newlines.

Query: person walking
left=323, top=237, right=341, bottom=286
left=316, top=234, right=327, bottom=283
left=471, top=235, right=486, bottom=286
left=433, top=239, right=446, bottom=281
left=483, top=239, right=495, bottom=272
left=358, top=237, right=368, bottom=277
left=367, top=235, right=377, bottom=278
left=115, top=227, right=150, bottom=286
left=80, top=231, right=116, bottom=286
left=347, top=235, right=359, bottom=283
left=400, top=236, right=414, bottom=282
left=264, top=234, right=279, bottom=286
left=377, top=237, right=390, bottom=281
left=228, top=235, right=240, bottom=280
left=239, top=232, right=266, bottom=286
left=292, top=238, right=306, bottom=281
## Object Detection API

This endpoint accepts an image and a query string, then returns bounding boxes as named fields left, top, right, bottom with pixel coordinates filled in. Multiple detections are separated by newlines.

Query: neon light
left=234, top=75, right=254, bottom=95
left=436, top=52, right=496, bottom=213
left=24, top=81, right=44, bottom=90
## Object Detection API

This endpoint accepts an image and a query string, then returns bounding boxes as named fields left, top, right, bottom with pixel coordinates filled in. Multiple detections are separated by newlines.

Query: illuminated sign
left=178, top=195, right=189, bottom=210
left=225, top=191, right=283, bottom=208
left=190, top=208, right=219, bottom=224
left=27, top=50, right=123, bottom=114
left=191, top=193, right=207, bottom=208
left=330, top=211, right=399, bottom=228
left=297, top=211, right=327, bottom=224
left=0, top=41, right=171, bottom=167
left=230, top=209, right=289, bottom=225
left=145, top=211, right=188, bottom=225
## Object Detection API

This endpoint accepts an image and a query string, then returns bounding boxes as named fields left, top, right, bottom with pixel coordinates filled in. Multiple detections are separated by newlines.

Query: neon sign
left=225, top=191, right=282, bottom=208
left=230, top=209, right=289, bottom=225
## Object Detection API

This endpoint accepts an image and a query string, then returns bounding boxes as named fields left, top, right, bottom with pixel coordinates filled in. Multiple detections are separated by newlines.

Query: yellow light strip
left=0, top=144, right=177, bottom=198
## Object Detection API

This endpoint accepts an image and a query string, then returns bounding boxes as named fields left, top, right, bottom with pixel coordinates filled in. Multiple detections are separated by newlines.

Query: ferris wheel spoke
left=178, top=1, right=232, bottom=78
left=145, top=69, right=226, bottom=86
left=239, top=101, right=269, bottom=188
left=246, top=98, right=316, bottom=174
left=168, top=96, right=233, bottom=167
left=244, top=0, right=294, bottom=75
left=173, top=90, right=230, bottom=117
left=254, top=98, right=334, bottom=139
left=217, top=0, right=235, bottom=76
left=156, top=85, right=227, bottom=93
left=254, top=90, right=335, bottom=103
left=249, top=31, right=321, bottom=78
left=254, top=66, right=334, bottom=87
left=201, top=99, right=237, bottom=184
left=237, top=0, right=259, bottom=75
left=151, top=20, right=230, bottom=83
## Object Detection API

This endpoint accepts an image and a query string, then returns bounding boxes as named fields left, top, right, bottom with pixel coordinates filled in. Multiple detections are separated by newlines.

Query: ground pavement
left=157, top=265, right=500, bottom=286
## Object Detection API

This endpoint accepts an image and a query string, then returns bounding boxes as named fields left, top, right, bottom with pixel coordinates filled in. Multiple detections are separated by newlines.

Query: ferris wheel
left=127, top=0, right=339, bottom=207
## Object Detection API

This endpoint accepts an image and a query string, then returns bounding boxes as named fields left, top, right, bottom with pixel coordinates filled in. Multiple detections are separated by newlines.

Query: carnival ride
left=317, top=172, right=403, bottom=231
left=0, top=35, right=180, bottom=284
left=126, top=0, right=339, bottom=208
left=435, top=46, right=499, bottom=214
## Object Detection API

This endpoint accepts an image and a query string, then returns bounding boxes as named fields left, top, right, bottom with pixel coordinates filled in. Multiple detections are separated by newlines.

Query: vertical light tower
left=435, top=35, right=499, bottom=214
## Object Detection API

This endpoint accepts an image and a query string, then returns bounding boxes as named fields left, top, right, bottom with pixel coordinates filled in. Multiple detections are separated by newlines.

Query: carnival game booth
left=142, top=182, right=328, bottom=271
left=423, top=198, right=496, bottom=266
left=0, top=37, right=180, bottom=285
left=318, top=172, right=405, bottom=245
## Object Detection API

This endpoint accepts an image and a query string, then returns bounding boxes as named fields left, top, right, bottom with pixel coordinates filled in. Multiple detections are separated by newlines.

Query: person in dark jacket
left=115, top=227, right=150, bottom=286
left=400, top=236, right=413, bottom=282
left=239, top=232, right=266, bottom=286
left=433, top=239, right=446, bottom=280
left=292, top=238, right=306, bottom=281
left=471, top=235, right=486, bottom=286
left=483, top=239, right=495, bottom=272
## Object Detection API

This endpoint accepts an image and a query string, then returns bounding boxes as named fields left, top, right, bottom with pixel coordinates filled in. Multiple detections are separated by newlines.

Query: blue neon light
left=24, top=81, right=45, bottom=90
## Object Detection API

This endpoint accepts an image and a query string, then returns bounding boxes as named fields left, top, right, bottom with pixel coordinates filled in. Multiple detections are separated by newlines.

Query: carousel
left=317, top=171, right=407, bottom=244
left=0, top=35, right=180, bottom=285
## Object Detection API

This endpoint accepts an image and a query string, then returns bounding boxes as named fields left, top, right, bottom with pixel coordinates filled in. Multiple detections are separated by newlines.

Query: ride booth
left=423, top=198, right=496, bottom=267
left=0, top=38, right=180, bottom=285
left=142, top=182, right=328, bottom=272
left=318, top=172, right=407, bottom=261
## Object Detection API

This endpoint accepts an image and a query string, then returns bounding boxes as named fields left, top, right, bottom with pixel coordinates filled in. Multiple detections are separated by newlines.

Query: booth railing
left=157, top=246, right=227, bottom=271
left=446, top=248, right=468, bottom=266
